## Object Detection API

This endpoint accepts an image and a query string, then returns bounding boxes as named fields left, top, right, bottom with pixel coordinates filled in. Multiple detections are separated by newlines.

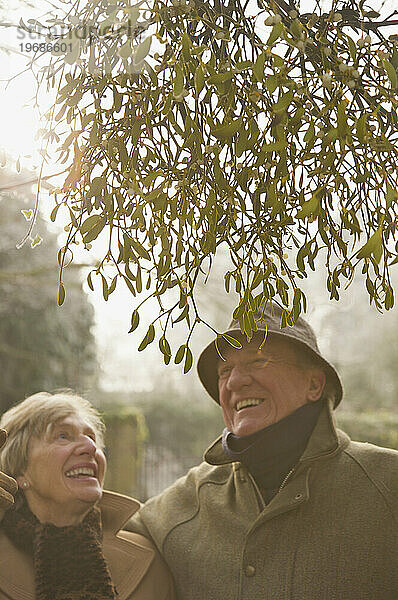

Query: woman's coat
left=0, top=490, right=174, bottom=600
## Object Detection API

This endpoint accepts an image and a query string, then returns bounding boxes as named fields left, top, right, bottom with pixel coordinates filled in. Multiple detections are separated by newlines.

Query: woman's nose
left=75, top=435, right=97, bottom=455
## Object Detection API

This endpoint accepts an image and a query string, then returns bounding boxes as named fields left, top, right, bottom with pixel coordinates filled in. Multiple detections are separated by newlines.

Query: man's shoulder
left=339, top=436, right=398, bottom=505
left=127, top=460, right=232, bottom=549
left=144, top=460, right=231, bottom=510
left=343, top=436, right=398, bottom=467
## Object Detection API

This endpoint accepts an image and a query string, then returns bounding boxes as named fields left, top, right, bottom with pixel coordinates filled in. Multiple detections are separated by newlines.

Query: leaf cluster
left=28, top=0, right=398, bottom=368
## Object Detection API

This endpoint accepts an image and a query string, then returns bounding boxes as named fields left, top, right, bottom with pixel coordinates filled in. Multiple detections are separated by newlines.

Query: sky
left=1, top=0, right=397, bottom=395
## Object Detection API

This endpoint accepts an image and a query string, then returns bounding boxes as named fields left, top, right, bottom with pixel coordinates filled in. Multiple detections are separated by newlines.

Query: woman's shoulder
left=101, top=491, right=174, bottom=600
left=0, top=527, right=35, bottom=599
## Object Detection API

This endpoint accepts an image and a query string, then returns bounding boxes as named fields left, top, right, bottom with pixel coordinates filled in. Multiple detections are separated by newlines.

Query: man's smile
left=235, top=399, right=265, bottom=411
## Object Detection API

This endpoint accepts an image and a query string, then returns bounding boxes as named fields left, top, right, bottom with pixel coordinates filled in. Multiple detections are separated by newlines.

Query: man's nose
left=226, top=365, right=252, bottom=390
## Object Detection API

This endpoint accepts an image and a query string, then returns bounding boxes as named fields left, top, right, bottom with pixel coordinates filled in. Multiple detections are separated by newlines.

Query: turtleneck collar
left=221, top=399, right=325, bottom=503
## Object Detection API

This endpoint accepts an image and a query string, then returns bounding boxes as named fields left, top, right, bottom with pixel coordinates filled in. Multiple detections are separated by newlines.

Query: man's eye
left=248, top=359, right=266, bottom=367
left=57, top=432, right=69, bottom=440
left=218, top=367, right=232, bottom=377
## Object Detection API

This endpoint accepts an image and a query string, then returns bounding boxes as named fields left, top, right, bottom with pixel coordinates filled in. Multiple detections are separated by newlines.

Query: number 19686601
left=20, top=42, right=73, bottom=53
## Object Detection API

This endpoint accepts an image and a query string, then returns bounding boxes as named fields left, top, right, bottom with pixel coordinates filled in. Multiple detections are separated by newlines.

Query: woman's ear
left=307, top=369, right=326, bottom=402
left=16, top=476, right=29, bottom=489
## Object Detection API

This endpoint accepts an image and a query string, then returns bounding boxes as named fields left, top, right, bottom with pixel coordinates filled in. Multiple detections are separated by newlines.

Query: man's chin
left=232, top=404, right=275, bottom=436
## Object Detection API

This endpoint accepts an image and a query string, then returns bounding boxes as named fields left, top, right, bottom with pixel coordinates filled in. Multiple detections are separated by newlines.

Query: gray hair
left=0, top=391, right=105, bottom=477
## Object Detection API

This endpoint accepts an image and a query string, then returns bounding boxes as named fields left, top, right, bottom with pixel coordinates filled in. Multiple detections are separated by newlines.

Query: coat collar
left=204, top=398, right=349, bottom=466
left=100, top=488, right=140, bottom=532
left=0, top=490, right=153, bottom=600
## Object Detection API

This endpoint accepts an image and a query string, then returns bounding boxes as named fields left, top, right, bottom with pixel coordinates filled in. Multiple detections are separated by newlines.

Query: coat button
left=295, top=492, right=303, bottom=500
left=245, top=565, right=256, bottom=577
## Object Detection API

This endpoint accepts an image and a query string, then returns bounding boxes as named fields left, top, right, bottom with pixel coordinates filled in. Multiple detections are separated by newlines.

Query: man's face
left=217, top=337, right=325, bottom=437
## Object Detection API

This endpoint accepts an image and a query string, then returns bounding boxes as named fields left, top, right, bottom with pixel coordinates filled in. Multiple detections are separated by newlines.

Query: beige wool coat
left=0, top=490, right=174, bottom=600
left=128, top=400, right=398, bottom=600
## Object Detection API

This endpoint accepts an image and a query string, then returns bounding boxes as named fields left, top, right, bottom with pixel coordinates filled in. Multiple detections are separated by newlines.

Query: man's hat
left=197, top=303, right=343, bottom=408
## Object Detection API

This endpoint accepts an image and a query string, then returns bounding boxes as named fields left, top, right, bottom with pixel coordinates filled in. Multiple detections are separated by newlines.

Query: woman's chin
left=67, top=479, right=103, bottom=504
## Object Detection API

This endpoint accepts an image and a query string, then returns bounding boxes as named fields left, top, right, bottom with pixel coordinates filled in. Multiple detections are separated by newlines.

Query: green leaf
left=58, top=282, right=65, bottom=306
left=304, top=121, right=315, bottom=143
left=173, top=64, right=184, bottom=98
left=253, top=52, right=266, bottom=82
left=267, top=22, right=283, bottom=46
left=183, top=347, right=193, bottom=373
left=101, top=274, right=109, bottom=300
left=265, top=74, right=278, bottom=93
left=113, top=88, right=122, bottom=112
left=64, top=40, right=80, bottom=64
left=346, top=35, right=357, bottom=60
left=31, top=234, right=42, bottom=248
left=130, top=239, right=151, bottom=260
left=272, top=90, right=294, bottom=113
left=129, top=309, right=140, bottom=333
left=138, top=324, right=155, bottom=351
left=174, top=344, right=186, bottom=364
left=108, top=275, right=117, bottom=296
left=134, top=35, right=152, bottom=64
left=212, top=117, right=243, bottom=142
left=261, top=140, right=287, bottom=152
left=337, top=99, right=349, bottom=138
left=159, top=336, right=171, bottom=358
left=357, top=228, right=383, bottom=263
left=88, top=176, right=107, bottom=198
left=173, top=304, right=189, bottom=324
left=81, top=215, right=106, bottom=243
left=87, top=272, right=94, bottom=291
left=21, top=209, right=33, bottom=221
left=386, top=182, right=398, bottom=208
left=81, top=214, right=103, bottom=234
left=194, top=65, right=205, bottom=95
left=296, top=189, right=323, bottom=219
left=356, top=114, right=368, bottom=144
left=118, top=41, right=132, bottom=59
left=50, top=204, right=61, bottom=222
left=181, top=32, right=191, bottom=61
left=383, top=59, right=398, bottom=89
left=224, top=272, right=232, bottom=292
left=221, top=333, right=242, bottom=349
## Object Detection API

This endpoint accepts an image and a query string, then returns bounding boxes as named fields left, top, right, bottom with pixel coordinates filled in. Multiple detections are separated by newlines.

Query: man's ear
left=307, top=369, right=326, bottom=402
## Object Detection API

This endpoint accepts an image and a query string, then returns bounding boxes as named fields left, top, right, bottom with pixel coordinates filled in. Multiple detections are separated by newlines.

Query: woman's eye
left=57, top=432, right=69, bottom=440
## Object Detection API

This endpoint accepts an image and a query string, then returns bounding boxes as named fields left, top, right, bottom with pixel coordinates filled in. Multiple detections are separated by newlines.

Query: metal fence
left=137, top=444, right=200, bottom=501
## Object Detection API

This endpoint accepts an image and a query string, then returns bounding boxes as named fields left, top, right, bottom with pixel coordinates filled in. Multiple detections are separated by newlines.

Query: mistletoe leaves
left=43, top=0, right=398, bottom=361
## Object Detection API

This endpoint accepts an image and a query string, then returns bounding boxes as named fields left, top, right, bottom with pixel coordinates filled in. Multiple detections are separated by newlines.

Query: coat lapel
left=0, top=491, right=155, bottom=600
left=101, top=491, right=156, bottom=600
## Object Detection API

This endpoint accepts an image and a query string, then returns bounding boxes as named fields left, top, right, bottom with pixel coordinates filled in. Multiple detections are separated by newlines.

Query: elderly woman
left=0, top=392, right=174, bottom=600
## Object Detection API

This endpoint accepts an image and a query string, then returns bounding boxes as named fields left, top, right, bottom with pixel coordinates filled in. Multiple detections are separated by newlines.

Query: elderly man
left=129, top=304, right=398, bottom=600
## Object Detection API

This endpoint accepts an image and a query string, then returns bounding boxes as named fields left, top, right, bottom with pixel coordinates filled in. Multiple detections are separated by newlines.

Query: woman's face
left=18, top=412, right=106, bottom=526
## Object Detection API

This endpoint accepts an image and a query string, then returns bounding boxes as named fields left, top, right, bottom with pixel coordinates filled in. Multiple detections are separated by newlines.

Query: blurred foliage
left=15, top=0, right=398, bottom=370
left=0, top=169, right=98, bottom=413
left=336, top=411, right=398, bottom=450
left=134, top=389, right=224, bottom=458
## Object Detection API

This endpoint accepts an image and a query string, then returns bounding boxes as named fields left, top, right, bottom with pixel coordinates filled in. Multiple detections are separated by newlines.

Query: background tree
left=0, top=168, right=98, bottom=413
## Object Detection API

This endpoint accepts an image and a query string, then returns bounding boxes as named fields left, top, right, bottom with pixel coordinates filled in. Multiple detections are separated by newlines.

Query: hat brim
left=197, top=330, right=343, bottom=408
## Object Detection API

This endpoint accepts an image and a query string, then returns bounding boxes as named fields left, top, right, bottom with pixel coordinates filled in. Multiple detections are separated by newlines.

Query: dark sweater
left=222, top=399, right=325, bottom=503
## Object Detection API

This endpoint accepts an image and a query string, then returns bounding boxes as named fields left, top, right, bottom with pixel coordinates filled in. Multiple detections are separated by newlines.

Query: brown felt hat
left=197, top=303, right=343, bottom=408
